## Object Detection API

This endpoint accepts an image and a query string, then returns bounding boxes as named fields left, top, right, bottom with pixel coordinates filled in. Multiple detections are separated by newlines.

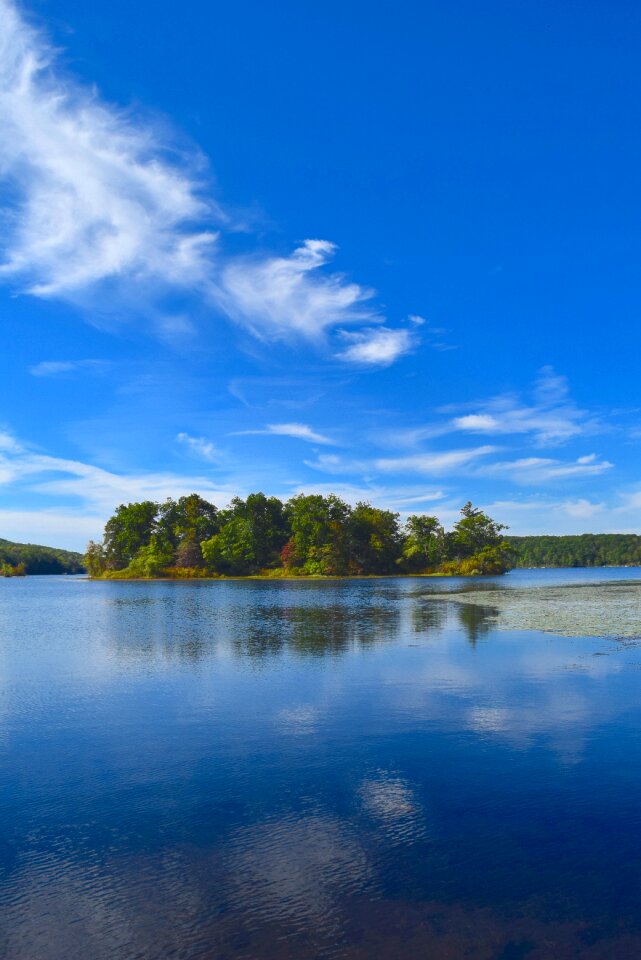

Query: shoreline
left=85, top=572, right=460, bottom=582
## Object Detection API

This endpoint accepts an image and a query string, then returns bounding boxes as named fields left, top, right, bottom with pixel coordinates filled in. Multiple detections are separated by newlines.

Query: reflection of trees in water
left=104, top=587, right=493, bottom=663
left=455, top=603, right=498, bottom=646
left=106, top=593, right=217, bottom=662
left=232, top=604, right=402, bottom=659
left=105, top=594, right=404, bottom=662
left=411, top=598, right=497, bottom=645
left=412, top=602, right=447, bottom=636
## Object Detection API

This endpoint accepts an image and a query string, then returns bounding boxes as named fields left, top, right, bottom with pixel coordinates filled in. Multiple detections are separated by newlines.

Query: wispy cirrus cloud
left=445, top=368, right=599, bottom=445
left=380, top=368, right=601, bottom=449
left=479, top=453, right=613, bottom=484
left=375, top=446, right=497, bottom=475
left=0, top=0, right=218, bottom=309
left=29, top=359, right=108, bottom=377
left=0, top=1, right=419, bottom=364
left=288, top=479, right=446, bottom=513
left=234, top=422, right=335, bottom=445
left=219, top=240, right=379, bottom=342
left=0, top=427, right=238, bottom=547
left=176, top=432, right=220, bottom=462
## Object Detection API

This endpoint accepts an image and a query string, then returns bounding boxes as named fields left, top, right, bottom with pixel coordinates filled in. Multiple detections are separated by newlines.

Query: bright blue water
left=1, top=569, right=641, bottom=959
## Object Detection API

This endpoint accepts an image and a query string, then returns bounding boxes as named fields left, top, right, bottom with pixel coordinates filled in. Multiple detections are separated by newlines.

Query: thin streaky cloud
left=303, top=454, right=376, bottom=475
left=0, top=428, right=237, bottom=517
left=479, top=454, right=613, bottom=484
left=375, top=368, right=602, bottom=449
left=234, top=422, right=335, bottom=445
left=176, top=432, right=220, bottom=463
left=375, top=446, right=497, bottom=475
left=443, top=368, right=599, bottom=445
left=29, top=359, right=109, bottom=377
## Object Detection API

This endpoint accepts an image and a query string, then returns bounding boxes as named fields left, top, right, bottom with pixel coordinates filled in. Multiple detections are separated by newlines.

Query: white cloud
left=0, top=0, right=217, bottom=306
left=618, top=490, right=641, bottom=511
left=383, top=368, right=601, bottom=450
left=29, top=359, right=107, bottom=377
left=176, top=432, right=220, bottom=462
left=0, top=508, right=103, bottom=549
left=0, top=4, right=419, bottom=363
left=235, top=422, right=335, bottom=444
left=474, top=497, right=638, bottom=535
left=288, top=479, right=446, bottom=514
left=0, top=430, right=22, bottom=453
left=444, top=368, right=598, bottom=445
left=303, top=453, right=347, bottom=473
left=375, top=446, right=496, bottom=475
left=452, top=413, right=499, bottom=432
left=481, top=454, right=613, bottom=484
left=219, top=240, right=379, bottom=341
left=0, top=428, right=237, bottom=548
left=563, top=498, right=605, bottom=519
left=336, top=326, right=415, bottom=365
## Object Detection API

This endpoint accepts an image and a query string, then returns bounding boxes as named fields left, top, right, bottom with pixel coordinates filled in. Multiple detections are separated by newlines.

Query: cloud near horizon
left=0, top=421, right=637, bottom=551
left=0, top=0, right=418, bottom=363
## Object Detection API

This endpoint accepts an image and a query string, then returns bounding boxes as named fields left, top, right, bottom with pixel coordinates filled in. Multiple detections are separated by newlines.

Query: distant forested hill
left=0, top=538, right=85, bottom=574
left=508, top=534, right=641, bottom=568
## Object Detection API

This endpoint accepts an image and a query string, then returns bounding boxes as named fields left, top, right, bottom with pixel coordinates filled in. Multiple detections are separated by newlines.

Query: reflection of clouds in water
left=384, top=625, right=629, bottom=762
left=467, top=706, right=510, bottom=733
left=359, top=772, right=426, bottom=845
left=1, top=848, right=214, bottom=960
left=225, top=813, right=373, bottom=931
left=466, top=689, right=595, bottom=763
left=276, top=704, right=320, bottom=734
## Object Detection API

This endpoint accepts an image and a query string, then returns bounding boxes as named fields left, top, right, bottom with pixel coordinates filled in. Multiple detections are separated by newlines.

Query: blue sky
left=1, top=0, right=640, bottom=550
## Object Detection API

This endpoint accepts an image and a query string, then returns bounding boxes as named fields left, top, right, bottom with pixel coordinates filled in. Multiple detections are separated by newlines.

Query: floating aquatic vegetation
left=427, top=580, right=641, bottom=639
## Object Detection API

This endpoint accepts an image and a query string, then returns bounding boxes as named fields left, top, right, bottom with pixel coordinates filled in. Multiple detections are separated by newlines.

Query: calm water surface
left=1, top=569, right=641, bottom=959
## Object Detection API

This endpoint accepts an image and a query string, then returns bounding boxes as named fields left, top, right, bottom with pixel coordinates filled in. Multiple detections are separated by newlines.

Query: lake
left=2, top=569, right=641, bottom=959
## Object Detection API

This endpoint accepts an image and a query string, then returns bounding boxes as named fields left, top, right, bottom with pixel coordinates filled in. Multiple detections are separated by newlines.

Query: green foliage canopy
left=88, top=494, right=515, bottom=579
left=0, top=538, right=84, bottom=575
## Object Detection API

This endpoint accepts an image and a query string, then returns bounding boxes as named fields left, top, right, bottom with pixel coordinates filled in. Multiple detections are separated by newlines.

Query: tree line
left=508, top=534, right=641, bottom=568
left=0, top=538, right=84, bottom=575
left=85, top=493, right=513, bottom=579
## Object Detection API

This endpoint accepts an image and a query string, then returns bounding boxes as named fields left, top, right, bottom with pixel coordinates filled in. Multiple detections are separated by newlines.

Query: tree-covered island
left=85, top=494, right=513, bottom=579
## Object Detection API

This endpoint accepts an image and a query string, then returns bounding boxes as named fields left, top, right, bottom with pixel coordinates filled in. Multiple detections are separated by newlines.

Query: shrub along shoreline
left=85, top=494, right=513, bottom=580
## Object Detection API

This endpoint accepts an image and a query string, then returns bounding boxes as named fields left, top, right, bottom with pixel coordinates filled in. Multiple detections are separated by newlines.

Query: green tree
left=348, top=502, right=402, bottom=573
left=400, top=515, right=445, bottom=572
left=85, top=540, right=106, bottom=577
left=225, top=493, right=289, bottom=568
left=103, top=501, right=159, bottom=569
left=201, top=517, right=257, bottom=575
left=287, top=494, right=352, bottom=575
left=127, top=536, right=175, bottom=577
left=449, top=501, right=507, bottom=559
left=156, top=495, right=219, bottom=556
